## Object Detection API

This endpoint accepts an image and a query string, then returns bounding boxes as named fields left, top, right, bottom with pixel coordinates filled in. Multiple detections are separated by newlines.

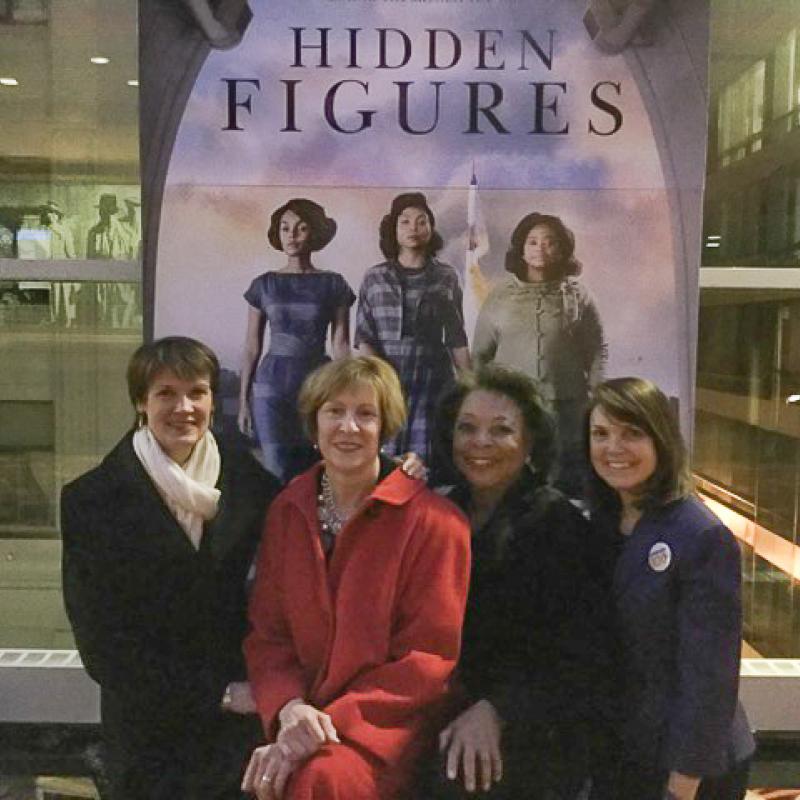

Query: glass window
left=0, top=1, right=140, bottom=655
left=717, top=59, right=766, bottom=167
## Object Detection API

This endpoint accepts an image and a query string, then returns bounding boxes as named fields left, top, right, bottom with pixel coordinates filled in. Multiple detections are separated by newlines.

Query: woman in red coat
left=241, top=355, right=471, bottom=800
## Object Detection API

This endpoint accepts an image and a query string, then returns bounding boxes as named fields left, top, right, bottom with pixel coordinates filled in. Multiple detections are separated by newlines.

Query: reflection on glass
left=0, top=0, right=49, bottom=25
left=0, top=285, right=141, bottom=541
left=696, top=291, right=800, bottom=658
left=0, top=187, right=141, bottom=260
left=0, top=401, right=53, bottom=530
left=704, top=25, right=800, bottom=268
left=0, top=281, right=142, bottom=330
left=0, top=0, right=140, bottom=663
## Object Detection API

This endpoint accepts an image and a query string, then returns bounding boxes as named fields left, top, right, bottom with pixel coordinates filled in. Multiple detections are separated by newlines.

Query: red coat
left=244, top=463, right=470, bottom=796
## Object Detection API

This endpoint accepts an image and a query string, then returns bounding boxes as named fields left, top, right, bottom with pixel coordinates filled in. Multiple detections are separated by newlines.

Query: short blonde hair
left=298, top=356, right=407, bottom=443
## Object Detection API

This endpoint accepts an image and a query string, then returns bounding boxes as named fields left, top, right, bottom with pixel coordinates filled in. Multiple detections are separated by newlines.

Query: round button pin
left=648, top=542, right=672, bottom=572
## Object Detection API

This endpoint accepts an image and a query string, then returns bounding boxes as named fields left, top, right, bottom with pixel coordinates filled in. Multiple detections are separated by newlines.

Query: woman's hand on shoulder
left=276, top=698, right=340, bottom=760
left=242, top=742, right=296, bottom=800
left=439, top=699, right=503, bottom=793
left=397, top=452, right=428, bottom=482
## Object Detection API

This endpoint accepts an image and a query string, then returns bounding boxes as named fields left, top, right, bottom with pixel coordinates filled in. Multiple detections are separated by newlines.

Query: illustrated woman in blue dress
left=238, top=198, right=355, bottom=482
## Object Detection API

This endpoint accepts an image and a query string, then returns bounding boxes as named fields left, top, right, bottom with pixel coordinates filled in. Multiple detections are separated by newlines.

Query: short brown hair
left=585, top=377, right=693, bottom=513
left=298, top=356, right=407, bottom=444
left=127, top=336, right=219, bottom=409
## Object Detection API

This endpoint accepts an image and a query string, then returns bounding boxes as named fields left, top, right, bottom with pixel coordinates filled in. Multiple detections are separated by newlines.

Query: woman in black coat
left=61, top=337, right=280, bottom=800
left=425, top=365, right=616, bottom=799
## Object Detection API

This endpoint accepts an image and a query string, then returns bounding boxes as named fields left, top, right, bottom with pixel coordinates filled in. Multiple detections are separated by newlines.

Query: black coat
left=430, top=471, right=617, bottom=798
left=61, top=432, right=280, bottom=799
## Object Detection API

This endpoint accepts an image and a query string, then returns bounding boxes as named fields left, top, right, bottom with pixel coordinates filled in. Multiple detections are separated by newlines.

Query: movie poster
left=142, top=0, right=708, bottom=484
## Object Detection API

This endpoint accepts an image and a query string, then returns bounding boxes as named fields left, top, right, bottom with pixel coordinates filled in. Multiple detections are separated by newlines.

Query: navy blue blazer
left=610, top=495, right=754, bottom=777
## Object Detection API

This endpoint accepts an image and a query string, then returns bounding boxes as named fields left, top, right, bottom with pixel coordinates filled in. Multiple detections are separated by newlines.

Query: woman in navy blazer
left=585, top=377, right=754, bottom=800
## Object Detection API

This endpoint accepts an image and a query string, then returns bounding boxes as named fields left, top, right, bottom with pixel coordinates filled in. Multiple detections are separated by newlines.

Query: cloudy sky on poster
left=168, top=0, right=664, bottom=190
left=158, top=0, right=695, bottom=395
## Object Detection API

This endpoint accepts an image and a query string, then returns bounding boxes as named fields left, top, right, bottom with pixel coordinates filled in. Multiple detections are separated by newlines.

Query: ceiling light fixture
left=90, top=56, right=110, bottom=65
left=0, top=77, right=19, bottom=86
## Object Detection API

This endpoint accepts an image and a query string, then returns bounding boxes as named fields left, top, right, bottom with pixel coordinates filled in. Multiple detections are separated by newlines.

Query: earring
left=137, top=411, right=147, bottom=429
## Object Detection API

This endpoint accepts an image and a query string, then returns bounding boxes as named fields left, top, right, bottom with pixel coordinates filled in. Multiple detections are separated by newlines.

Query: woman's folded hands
left=241, top=698, right=340, bottom=799
left=242, top=742, right=293, bottom=800
left=276, top=698, right=340, bottom=759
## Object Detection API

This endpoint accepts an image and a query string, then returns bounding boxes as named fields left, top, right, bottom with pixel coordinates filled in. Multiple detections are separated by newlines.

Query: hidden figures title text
left=222, top=26, right=625, bottom=136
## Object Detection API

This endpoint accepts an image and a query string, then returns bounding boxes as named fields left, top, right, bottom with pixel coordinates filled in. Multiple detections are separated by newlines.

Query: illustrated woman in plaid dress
left=355, top=193, right=471, bottom=460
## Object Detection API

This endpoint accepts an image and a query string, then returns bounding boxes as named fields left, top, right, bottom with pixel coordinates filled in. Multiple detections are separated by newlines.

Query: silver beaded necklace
left=318, top=469, right=349, bottom=539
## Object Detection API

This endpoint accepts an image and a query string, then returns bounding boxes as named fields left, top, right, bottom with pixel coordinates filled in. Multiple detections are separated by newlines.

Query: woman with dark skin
left=585, top=377, right=754, bottom=800
left=425, top=365, right=615, bottom=800
left=473, top=213, right=606, bottom=495
left=62, top=337, right=280, bottom=799
left=239, top=198, right=355, bottom=482
left=355, top=192, right=470, bottom=461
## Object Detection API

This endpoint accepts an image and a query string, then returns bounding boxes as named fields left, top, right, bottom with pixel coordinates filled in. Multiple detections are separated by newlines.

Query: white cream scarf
left=132, top=426, right=221, bottom=549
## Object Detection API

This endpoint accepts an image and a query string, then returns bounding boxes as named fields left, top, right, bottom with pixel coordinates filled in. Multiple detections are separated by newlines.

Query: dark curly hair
left=432, top=364, right=556, bottom=486
left=267, top=198, right=337, bottom=253
left=504, top=212, right=581, bottom=281
left=584, top=377, right=693, bottom=515
left=379, top=192, right=444, bottom=261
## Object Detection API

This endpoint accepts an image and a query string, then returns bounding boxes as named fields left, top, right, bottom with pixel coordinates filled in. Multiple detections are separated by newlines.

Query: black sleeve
left=487, top=498, right=618, bottom=733
left=61, top=483, right=220, bottom=718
